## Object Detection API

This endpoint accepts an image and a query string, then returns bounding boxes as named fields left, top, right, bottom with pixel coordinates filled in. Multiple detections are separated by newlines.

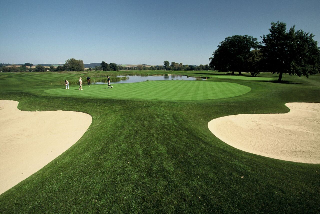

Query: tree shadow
left=270, top=80, right=302, bottom=85
left=195, top=72, right=237, bottom=76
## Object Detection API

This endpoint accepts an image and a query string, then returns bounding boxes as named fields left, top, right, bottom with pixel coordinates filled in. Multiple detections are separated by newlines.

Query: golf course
left=0, top=70, right=320, bottom=213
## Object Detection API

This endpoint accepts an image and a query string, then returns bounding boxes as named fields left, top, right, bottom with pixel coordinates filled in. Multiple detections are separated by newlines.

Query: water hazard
left=95, top=75, right=203, bottom=84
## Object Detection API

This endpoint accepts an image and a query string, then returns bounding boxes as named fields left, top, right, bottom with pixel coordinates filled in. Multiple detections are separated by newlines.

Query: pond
left=94, top=75, right=204, bottom=84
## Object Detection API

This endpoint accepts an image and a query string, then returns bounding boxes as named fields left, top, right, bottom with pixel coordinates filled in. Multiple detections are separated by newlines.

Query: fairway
left=45, top=80, right=251, bottom=101
left=1, top=71, right=320, bottom=213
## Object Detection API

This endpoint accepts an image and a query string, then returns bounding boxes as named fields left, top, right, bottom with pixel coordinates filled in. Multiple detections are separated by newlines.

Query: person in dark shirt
left=107, top=76, right=110, bottom=86
left=107, top=76, right=113, bottom=88
left=87, top=77, right=91, bottom=86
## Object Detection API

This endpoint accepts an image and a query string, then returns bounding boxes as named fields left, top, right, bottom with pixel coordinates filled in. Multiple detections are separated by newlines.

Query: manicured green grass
left=45, top=81, right=251, bottom=101
left=0, top=71, right=320, bottom=213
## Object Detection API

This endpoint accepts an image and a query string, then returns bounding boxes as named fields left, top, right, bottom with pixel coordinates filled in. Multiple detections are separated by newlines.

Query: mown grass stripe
left=45, top=81, right=251, bottom=101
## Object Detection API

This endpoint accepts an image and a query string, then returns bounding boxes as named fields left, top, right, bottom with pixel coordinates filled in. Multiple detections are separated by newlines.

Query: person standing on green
left=65, top=80, right=69, bottom=89
left=79, top=77, right=83, bottom=90
left=107, top=76, right=112, bottom=88
left=87, top=77, right=91, bottom=86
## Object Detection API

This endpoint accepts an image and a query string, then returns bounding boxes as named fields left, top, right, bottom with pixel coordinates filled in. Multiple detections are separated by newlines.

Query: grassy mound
left=45, top=81, right=251, bottom=101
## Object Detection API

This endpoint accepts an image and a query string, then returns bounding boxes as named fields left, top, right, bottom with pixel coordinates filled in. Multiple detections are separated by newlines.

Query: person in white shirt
left=79, top=77, right=83, bottom=90
left=65, top=80, right=69, bottom=89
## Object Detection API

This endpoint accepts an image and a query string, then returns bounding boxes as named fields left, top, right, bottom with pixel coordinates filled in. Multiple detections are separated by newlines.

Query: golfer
left=65, top=80, right=69, bottom=89
left=107, top=76, right=111, bottom=87
left=79, top=77, right=83, bottom=90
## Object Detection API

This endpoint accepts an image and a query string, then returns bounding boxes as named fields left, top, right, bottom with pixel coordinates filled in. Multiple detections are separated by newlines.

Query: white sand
left=0, top=100, right=92, bottom=195
left=1, top=101, right=318, bottom=195
left=208, top=103, right=320, bottom=164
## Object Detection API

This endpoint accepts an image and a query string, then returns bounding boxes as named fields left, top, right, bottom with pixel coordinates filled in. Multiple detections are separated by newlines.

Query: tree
left=170, top=62, right=180, bottom=70
left=209, top=35, right=259, bottom=75
left=2, top=67, right=9, bottom=72
left=24, top=63, right=33, bottom=67
left=247, top=49, right=263, bottom=76
left=261, top=21, right=320, bottom=82
left=292, top=29, right=320, bottom=76
left=101, top=61, right=109, bottom=71
left=49, top=65, right=55, bottom=72
left=2, top=65, right=19, bottom=72
left=164, top=61, right=170, bottom=70
left=188, top=65, right=196, bottom=71
left=94, top=66, right=101, bottom=71
left=20, top=65, right=27, bottom=72
left=56, top=65, right=64, bottom=71
left=64, top=58, right=84, bottom=71
left=109, top=63, right=118, bottom=71
left=35, top=65, right=45, bottom=72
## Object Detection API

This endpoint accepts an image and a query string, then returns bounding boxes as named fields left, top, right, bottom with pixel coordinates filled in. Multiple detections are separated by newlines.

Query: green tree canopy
left=261, top=21, right=320, bottom=81
left=35, top=65, right=45, bottom=72
left=24, top=63, right=33, bottom=67
left=49, top=65, right=55, bottom=72
left=109, top=63, right=118, bottom=71
left=101, top=61, right=110, bottom=71
left=56, top=65, right=64, bottom=71
left=64, top=58, right=84, bottom=71
left=164, top=61, right=170, bottom=70
left=209, top=35, right=259, bottom=75
left=247, top=49, right=263, bottom=76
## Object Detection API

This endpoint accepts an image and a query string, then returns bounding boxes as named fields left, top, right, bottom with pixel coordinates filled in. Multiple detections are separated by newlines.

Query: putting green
left=45, top=81, right=251, bottom=101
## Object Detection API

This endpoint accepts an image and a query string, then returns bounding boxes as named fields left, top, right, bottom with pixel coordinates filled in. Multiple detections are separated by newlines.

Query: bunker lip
left=0, top=100, right=92, bottom=195
left=208, top=103, right=320, bottom=164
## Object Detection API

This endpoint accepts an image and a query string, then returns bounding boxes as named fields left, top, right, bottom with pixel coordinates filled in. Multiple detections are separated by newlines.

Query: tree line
left=96, top=61, right=210, bottom=71
left=163, top=61, right=210, bottom=71
left=0, top=58, right=85, bottom=72
left=209, top=21, right=320, bottom=82
left=1, top=60, right=211, bottom=72
left=96, top=61, right=119, bottom=71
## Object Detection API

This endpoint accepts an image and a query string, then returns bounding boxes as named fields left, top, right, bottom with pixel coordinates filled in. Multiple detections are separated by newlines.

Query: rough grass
left=0, top=71, right=320, bottom=213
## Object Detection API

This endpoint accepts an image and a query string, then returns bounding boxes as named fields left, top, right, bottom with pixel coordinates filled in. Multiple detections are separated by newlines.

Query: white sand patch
left=208, top=103, right=320, bottom=164
left=0, top=100, right=92, bottom=195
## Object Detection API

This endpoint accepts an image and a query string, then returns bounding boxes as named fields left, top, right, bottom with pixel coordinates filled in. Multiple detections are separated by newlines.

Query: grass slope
left=0, top=71, right=320, bottom=213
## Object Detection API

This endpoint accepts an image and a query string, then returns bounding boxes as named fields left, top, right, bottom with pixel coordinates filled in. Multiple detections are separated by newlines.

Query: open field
left=0, top=71, right=320, bottom=213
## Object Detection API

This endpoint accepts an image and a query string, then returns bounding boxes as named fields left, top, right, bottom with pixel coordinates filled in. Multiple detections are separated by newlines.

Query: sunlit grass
left=44, top=81, right=251, bottom=101
left=0, top=71, right=319, bottom=213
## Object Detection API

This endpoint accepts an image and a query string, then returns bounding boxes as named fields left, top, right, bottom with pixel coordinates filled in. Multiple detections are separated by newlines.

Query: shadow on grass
left=270, top=80, right=302, bottom=85
left=195, top=72, right=231, bottom=76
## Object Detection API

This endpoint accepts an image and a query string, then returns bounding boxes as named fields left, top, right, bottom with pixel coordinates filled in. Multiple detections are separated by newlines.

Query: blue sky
left=1, top=0, right=320, bottom=65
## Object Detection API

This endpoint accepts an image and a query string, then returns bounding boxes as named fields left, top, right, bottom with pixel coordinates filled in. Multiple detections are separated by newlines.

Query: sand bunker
left=0, top=100, right=92, bottom=195
left=208, top=103, right=320, bottom=164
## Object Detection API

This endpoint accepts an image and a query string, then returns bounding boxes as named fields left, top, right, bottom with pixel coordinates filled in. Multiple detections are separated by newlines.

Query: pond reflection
left=95, top=75, right=203, bottom=84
